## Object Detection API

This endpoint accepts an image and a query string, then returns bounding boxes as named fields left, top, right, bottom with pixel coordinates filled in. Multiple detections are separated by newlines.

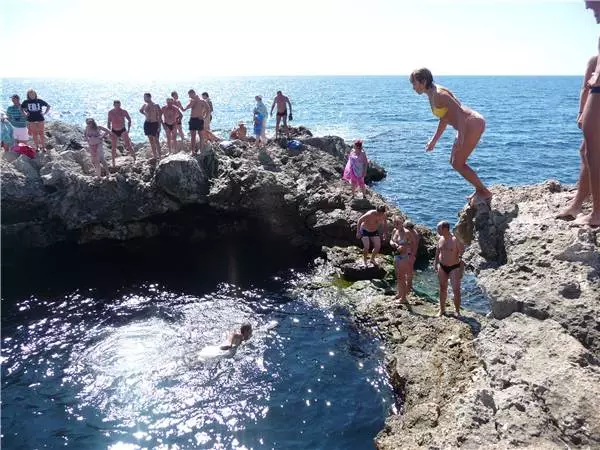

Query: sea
left=1, top=76, right=583, bottom=449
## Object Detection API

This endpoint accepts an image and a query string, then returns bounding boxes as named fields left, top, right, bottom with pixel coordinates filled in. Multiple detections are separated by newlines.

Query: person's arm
left=389, top=229, right=398, bottom=250
left=426, top=119, right=448, bottom=151
left=98, top=126, right=112, bottom=137
left=356, top=213, right=366, bottom=237
left=270, top=99, right=276, bottom=116
left=382, top=218, right=388, bottom=241
left=41, top=100, right=50, bottom=117
left=157, top=105, right=163, bottom=124
left=139, top=104, right=145, bottom=115
left=181, top=101, right=191, bottom=112
left=21, top=102, right=29, bottom=119
left=434, top=243, right=440, bottom=272
left=287, top=97, right=292, bottom=115
left=107, top=112, right=112, bottom=130
left=124, top=111, right=132, bottom=132
left=579, top=56, right=598, bottom=128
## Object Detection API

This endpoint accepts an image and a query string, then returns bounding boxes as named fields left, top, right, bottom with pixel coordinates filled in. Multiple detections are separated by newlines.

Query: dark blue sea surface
left=3, top=75, right=582, bottom=226
left=1, top=243, right=393, bottom=449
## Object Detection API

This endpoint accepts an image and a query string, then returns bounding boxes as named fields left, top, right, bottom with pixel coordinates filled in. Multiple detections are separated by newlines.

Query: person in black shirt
left=21, top=89, right=50, bottom=152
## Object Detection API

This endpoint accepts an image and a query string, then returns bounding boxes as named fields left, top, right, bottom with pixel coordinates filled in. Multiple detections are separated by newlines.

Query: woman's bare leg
left=576, top=94, right=600, bottom=226
left=558, top=141, right=590, bottom=218
left=451, top=115, right=492, bottom=201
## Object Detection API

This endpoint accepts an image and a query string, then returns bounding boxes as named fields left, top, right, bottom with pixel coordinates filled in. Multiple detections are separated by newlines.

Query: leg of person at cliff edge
left=557, top=55, right=597, bottom=219
left=410, top=68, right=492, bottom=205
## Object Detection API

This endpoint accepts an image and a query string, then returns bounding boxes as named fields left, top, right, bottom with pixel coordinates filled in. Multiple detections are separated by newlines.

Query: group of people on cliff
left=1, top=89, right=293, bottom=177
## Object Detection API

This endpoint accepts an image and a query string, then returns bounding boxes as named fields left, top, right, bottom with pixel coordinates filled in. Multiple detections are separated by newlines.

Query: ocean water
left=2, top=75, right=583, bottom=227
left=1, top=240, right=393, bottom=449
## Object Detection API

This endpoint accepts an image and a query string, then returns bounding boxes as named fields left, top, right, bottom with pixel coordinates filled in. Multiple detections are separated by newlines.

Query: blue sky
left=2, top=0, right=599, bottom=77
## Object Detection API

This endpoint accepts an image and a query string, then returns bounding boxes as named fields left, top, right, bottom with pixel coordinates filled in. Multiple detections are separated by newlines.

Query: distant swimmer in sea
left=556, top=54, right=598, bottom=220
left=342, top=139, right=369, bottom=198
left=410, top=68, right=492, bottom=206
left=107, top=100, right=135, bottom=166
left=389, top=215, right=413, bottom=304
left=434, top=221, right=464, bottom=318
left=575, top=1, right=600, bottom=227
left=162, top=98, right=182, bottom=154
left=139, top=93, right=162, bottom=160
left=356, top=205, right=388, bottom=267
left=170, top=91, right=186, bottom=141
left=270, top=90, right=293, bottom=138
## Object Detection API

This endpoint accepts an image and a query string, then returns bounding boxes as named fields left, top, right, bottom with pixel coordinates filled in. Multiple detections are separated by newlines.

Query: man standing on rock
left=182, top=89, right=210, bottom=155
left=162, top=98, right=182, bottom=155
left=107, top=100, right=135, bottom=166
left=434, top=221, right=464, bottom=318
left=139, top=93, right=162, bottom=160
left=270, top=91, right=293, bottom=138
left=356, top=205, right=388, bottom=267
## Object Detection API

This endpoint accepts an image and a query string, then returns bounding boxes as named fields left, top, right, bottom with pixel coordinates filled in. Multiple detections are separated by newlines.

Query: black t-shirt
left=21, top=99, right=49, bottom=122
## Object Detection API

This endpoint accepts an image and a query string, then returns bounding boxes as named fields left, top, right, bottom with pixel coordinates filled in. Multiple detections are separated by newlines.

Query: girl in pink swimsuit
left=343, top=140, right=369, bottom=198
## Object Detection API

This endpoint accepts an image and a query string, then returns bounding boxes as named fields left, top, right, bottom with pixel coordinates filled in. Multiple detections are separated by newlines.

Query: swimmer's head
left=436, top=220, right=450, bottom=235
left=405, top=220, right=415, bottom=230
left=376, top=205, right=387, bottom=215
left=410, top=68, right=434, bottom=94
left=240, top=323, right=252, bottom=340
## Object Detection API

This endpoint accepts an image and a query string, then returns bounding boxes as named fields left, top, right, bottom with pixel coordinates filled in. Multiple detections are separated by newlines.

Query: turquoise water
left=2, top=76, right=582, bottom=226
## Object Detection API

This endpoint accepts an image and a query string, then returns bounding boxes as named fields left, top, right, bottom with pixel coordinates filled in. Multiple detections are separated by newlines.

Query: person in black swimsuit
left=434, top=221, right=464, bottom=317
left=356, top=205, right=388, bottom=267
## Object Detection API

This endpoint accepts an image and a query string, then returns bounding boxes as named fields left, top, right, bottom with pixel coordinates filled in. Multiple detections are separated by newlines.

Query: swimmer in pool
left=220, top=323, right=253, bottom=350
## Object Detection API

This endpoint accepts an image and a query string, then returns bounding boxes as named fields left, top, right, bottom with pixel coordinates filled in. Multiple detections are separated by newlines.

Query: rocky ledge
left=1, top=121, right=412, bottom=253
left=308, top=181, right=599, bottom=449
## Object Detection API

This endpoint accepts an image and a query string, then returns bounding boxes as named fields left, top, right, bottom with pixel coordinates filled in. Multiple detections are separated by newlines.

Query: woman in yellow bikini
left=410, top=68, right=492, bottom=205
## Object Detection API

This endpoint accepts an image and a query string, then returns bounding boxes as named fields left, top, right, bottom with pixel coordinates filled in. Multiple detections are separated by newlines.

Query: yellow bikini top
left=430, top=86, right=454, bottom=119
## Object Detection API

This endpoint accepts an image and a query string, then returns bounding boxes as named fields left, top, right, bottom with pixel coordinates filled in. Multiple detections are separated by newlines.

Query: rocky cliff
left=2, top=121, right=429, bottom=255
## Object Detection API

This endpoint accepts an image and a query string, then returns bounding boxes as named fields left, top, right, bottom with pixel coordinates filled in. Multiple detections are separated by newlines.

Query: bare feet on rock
left=573, top=212, right=600, bottom=227
left=556, top=204, right=582, bottom=221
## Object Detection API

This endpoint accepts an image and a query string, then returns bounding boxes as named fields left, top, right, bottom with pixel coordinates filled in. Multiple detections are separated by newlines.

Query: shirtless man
left=356, top=205, right=388, bottom=266
left=270, top=90, right=293, bottom=138
left=219, top=323, right=252, bottom=350
left=170, top=91, right=186, bottom=141
left=202, top=92, right=214, bottom=130
left=162, top=98, right=182, bottom=154
left=107, top=100, right=135, bottom=166
left=139, top=93, right=162, bottom=159
left=434, top=221, right=464, bottom=317
left=405, top=220, right=420, bottom=293
left=575, top=1, right=600, bottom=226
left=182, top=89, right=210, bottom=155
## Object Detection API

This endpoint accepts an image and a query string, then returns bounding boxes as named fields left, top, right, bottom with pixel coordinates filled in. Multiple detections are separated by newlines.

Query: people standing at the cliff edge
left=390, top=215, right=413, bottom=304
left=21, top=89, right=50, bottom=153
left=343, top=140, right=369, bottom=198
left=574, top=1, right=600, bottom=227
left=107, top=100, right=135, bottom=166
left=170, top=91, right=186, bottom=141
left=270, top=91, right=293, bottom=138
left=84, top=118, right=111, bottom=178
left=254, top=96, right=268, bottom=146
left=410, top=69, right=492, bottom=206
left=162, top=98, right=182, bottom=155
left=182, top=89, right=210, bottom=155
left=557, top=54, right=598, bottom=220
left=6, top=95, right=29, bottom=145
left=434, top=221, right=464, bottom=318
left=356, top=205, right=388, bottom=267
left=139, top=93, right=162, bottom=160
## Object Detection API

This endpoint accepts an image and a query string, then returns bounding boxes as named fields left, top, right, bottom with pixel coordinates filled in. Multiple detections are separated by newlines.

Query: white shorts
left=13, top=127, right=29, bottom=142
